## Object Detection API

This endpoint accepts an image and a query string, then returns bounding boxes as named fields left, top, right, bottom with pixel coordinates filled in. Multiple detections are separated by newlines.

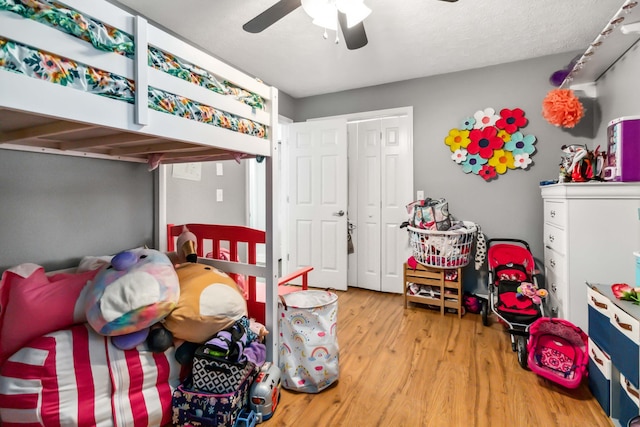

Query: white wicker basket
left=407, top=221, right=477, bottom=268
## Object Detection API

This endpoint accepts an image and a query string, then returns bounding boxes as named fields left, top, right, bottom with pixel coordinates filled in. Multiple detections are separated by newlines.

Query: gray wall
left=0, top=150, right=154, bottom=271
left=290, top=51, right=622, bottom=291
left=278, top=91, right=296, bottom=120
left=165, top=160, right=247, bottom=227
left=3, top=45, right=637, bottom=282
left=594, top=42, right=640, bottom=140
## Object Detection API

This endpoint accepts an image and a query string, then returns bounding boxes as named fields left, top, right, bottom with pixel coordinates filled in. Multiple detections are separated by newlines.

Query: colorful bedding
left=0, top=323, right=181, bottom=426
left=0, top=0, right=267, bottom=138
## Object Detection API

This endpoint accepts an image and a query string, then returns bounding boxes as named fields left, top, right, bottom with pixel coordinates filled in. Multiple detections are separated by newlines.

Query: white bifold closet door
left=352, top=116, right=413, bottom=293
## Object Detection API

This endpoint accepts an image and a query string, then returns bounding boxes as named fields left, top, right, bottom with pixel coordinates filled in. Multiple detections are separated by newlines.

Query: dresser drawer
left=619, top=373, right=640, bottom=427
left=543, top=223, right=566, bottom=255
left=544, top=200, right=566, bottom=228
left=545, top=292, right=562, bottom=319
left=588, top=337, right=612, bottom=416
left=610, top=303, right=640, bottom=389
left=587, top=286, right=612, bottom=354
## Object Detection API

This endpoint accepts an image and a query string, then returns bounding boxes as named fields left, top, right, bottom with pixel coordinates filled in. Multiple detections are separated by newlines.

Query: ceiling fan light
left=337, top=0, right=371, bottom=28
left=301, top=0, right=328, bottom=19
left=312, top=11, right=338, bottom=31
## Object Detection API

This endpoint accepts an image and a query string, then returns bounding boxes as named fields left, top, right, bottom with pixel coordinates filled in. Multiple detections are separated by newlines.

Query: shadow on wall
left=564, top=96, right=602, bottom=139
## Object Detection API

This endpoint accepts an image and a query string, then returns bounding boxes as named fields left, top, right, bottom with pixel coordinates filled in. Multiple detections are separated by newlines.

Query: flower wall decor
left=444, top=107, right=537, bottom=182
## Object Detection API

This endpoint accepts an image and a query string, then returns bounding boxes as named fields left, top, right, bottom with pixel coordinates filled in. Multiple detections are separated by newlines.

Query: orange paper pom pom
left=541, top=89, right=585, bottom=128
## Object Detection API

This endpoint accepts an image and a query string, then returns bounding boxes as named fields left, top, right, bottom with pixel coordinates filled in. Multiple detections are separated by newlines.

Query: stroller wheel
left=516, top=336, right=529, bottom=370
left=481, top=299, right=489, bottom=327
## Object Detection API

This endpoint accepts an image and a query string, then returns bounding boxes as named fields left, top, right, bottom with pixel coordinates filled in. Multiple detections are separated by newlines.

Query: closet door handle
left=333, top=210, right=345, bottom=217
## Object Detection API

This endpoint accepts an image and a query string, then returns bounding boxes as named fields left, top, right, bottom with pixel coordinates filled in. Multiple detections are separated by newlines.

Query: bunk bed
left=0, top=0, right=279, bottom=425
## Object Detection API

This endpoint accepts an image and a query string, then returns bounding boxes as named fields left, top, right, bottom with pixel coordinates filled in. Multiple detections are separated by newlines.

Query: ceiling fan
left=243, top=0, right=459, bottom=50
left=243, top=0, right=370, bottom=50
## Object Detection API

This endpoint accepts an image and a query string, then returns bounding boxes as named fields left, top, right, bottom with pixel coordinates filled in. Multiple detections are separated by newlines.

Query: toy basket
left=407, top=221, right=477, bottom=268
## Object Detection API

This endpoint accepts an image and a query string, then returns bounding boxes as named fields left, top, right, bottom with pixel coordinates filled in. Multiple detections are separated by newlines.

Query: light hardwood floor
left=266, top=287, right=613, bottom=427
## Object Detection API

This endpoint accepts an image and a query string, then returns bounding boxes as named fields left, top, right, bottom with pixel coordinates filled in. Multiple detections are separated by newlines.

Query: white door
left=288, top=119, right=348, bottom=290
left=356, top=119, right=382, bottom=290
left=354, top=115, right=413, bottom=293
left=379, top=116, right=413, bottom=293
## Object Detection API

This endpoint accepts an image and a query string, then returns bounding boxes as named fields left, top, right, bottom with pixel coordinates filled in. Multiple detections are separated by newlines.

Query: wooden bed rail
left=167, top=223, right=312, bottom=323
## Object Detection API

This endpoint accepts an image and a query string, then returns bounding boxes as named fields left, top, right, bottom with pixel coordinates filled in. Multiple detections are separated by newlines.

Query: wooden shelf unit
left=403, top=262, right=463, bottom=318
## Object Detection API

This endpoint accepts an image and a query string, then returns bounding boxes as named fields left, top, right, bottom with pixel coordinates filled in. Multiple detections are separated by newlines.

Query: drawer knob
left=550, top=259, right=556, bottom=268
left=551, top=283, right=557, bottom=293
left=550, top=210, right=556, bottom=218
left=551, top=306, right=559, bottom=316
left=615, top=313, right=633, bottom=332
left=590, top=296, right=608, bottom=310
left=549, top=234, right=555, bottom=243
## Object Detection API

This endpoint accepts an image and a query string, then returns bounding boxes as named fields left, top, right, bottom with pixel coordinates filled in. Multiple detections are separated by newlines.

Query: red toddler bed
left=166, top=223, right=312, bottom=325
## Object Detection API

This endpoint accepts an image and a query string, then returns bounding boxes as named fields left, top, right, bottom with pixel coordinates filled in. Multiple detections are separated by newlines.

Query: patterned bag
left=171, top=373, right=253, bottom=427
left=407, top=198, right=452, bottom=231
left=192, top=346, right=255, bottom=394
left=278, top=290, right=339, bottom=393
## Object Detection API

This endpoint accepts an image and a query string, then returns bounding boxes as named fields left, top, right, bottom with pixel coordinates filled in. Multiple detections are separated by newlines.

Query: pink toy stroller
left=526, top=317, right=588, bottom=389
left=481, top=238, right=545, bottom=369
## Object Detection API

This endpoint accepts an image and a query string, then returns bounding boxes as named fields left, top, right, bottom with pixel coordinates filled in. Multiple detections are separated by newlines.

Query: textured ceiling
left=114, top=0, right=623, bottom=98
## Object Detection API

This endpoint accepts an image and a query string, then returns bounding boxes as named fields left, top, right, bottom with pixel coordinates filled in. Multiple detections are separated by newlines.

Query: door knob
left=333, top=210, right=345, bottom=217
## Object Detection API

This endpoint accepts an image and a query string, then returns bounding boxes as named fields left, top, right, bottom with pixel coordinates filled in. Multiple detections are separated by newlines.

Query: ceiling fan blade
left=338, top=12, right=368, bottom=50
left=243, top=0, right=301, bottom=33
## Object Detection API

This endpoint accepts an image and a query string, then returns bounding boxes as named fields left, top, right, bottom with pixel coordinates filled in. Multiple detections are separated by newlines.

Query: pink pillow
left=0, top=264, right=99, bottom=363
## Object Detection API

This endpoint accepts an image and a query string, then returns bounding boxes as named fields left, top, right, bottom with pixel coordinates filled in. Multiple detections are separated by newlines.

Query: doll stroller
left=480, top=238, right=545, bottom=369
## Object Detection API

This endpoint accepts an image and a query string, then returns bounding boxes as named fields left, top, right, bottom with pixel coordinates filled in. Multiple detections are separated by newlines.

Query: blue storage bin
left=610, top=304, right=640, bottom=389
left=618, top=373, right=640, bottom=427
left=588, top=286, right=612, bottom=354
left=588, top=338, right=611, bottom=416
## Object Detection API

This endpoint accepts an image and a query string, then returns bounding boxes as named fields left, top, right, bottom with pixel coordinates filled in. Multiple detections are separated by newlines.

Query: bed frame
left=167, top=223, right=312, bottom=327
left=0, top=0, right=282, bottom=360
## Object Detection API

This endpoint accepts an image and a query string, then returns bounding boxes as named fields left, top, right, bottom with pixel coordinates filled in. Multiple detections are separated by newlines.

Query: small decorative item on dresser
left=612, top=283, right=640, bottom=305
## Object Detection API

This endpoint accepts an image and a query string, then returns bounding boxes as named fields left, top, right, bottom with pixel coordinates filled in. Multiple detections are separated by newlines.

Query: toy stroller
left=526, top=317, right=588, bottom=388
left=481, top=238, right=546, bottom=369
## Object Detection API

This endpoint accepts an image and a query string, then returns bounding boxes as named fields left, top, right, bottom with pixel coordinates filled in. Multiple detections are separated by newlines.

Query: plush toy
left=167, top=225, right=198, bottom=265
left=516, top=282, right=548, bottom=305
left=162, top=262, right=248, bottom=344
left=84, top=248, right=180, bottom=349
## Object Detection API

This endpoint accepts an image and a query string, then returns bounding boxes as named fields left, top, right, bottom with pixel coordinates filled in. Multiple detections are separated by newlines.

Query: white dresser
left=540, top=182, right=640, bottom=332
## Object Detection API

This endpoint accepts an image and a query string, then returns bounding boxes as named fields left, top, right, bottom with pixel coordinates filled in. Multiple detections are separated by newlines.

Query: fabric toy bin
left=588, top=285, right=612, bottom=355
left=588, top=337, right=613, bottom=416
left=171, top=372, right=254, bottom=427
left=278, top=290, right=339, bottom=393
left=609, top=302, right=640, bottom=389
left=406, top=221, right=476, bottom=268
left=618, top=373, right=640, bottom=427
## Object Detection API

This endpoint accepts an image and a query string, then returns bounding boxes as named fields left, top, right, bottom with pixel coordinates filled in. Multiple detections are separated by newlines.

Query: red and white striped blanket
left=0, top=324, right=180, bottom=427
